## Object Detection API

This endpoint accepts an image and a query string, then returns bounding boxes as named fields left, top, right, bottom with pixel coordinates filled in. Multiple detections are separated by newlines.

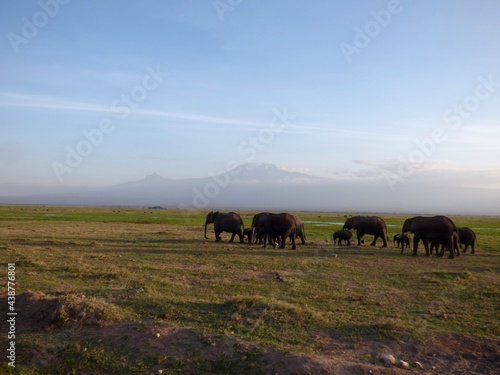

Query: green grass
left=1, top=205, right=499, bottom=373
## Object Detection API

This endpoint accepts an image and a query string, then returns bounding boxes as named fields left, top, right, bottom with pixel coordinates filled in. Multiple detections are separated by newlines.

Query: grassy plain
left=1, top=205, right=499, bottom=374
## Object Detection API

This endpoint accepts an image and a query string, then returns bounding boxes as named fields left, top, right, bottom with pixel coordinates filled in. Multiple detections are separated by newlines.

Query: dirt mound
left=11, top=291, right=60, bottom=331
left=415, top=333, right=500, bottom=374
left=2, top=291, right=125, bottom=331
left=66, top=323, right=398, bottom=374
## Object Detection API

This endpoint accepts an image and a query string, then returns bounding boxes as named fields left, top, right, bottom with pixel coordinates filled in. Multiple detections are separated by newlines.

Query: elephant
left=429, top=232, right=460, bottom=257
left=204, top=211, right=244, bottom=243
left=272, top=215, right=306, bottom=247
left=393, top=233, right=410, bottom=249
left=292, top=215, right=306, bottom=245
left=243, top=227, right=255, bottom=244
left=342, top=216, right=388, bottom=247
left=274, top=215, right=306, bottom=247
left=243, top=227, right=267, bottom=245
left=333, top=229, right=352, bottom=246
left=251, top=212, right=297, bottom=250
left=458, top=227, right=477, bottom=254
left=401, top=215, right=459, bottom=259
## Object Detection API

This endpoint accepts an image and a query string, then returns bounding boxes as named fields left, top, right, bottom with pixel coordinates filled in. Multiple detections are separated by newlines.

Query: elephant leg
left=437, top=244, right=444, bottom=257
left=271, top=233, right=279, bottom=248
left=412, top=236, right=420, bottom=256
left=370, top=236, right=377, bottom=246
left=214, top=225, right=221, bottom=242
left=228, top=232, right=235, bottom=243
left=471, top=242, right=475, bottom=254
left=265, top=234, right=272, bottom=248
left=451, top=236, right=460, bottom=258
left=264, top=232, right=274, bottom=248
left=277, top=235, right=284, bottom=249
left=462, top=243, right=469, bottom=253
left=247, top=228, right=254, bottom=244
left=422, top=240, right=431, bottom=257
left=356, top=230, right=363, bottom=246
left=299, top=234, right=306, bottom=245
left=273, top=235, right=280, bottom=248
left=447, top=240, right=455, bottom=259
left=290, top=233, right=297, bottom=250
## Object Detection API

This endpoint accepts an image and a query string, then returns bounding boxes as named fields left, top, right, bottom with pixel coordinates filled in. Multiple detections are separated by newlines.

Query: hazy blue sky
left=1, top=1, right=500, bottom=197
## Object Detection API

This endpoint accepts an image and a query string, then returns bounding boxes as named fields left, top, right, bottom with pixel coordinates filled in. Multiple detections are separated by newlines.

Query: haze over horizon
left=1, top=1, right=499, bottom=214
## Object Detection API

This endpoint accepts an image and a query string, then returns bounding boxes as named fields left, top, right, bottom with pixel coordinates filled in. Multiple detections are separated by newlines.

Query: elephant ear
left=403, top=218, right=412, bottom=232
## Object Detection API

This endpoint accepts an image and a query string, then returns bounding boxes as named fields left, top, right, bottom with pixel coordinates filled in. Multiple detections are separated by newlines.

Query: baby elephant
left=393, top=233, right=410, bottom=249
left=333, top=229, right=352, bottom=246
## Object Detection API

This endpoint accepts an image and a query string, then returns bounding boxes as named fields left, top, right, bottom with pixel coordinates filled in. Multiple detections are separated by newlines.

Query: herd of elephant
left=204, top=211, right=477, bottom=259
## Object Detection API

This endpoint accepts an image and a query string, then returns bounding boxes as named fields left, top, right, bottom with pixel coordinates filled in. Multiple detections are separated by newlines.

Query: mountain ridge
left=1, top=163, right=498, bottom=215
left=112, top=163, right=324, bottom=189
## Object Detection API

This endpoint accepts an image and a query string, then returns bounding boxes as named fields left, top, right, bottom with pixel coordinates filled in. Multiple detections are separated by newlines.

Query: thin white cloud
left=0, top=91, right=264, bottom=127
left=0, top=92, right=110, bottom=113
left=0, top=91, right=404, bottom=140
left=134, top=108, right=264, bottom=128
left=0, top=92, right=384, bottom=141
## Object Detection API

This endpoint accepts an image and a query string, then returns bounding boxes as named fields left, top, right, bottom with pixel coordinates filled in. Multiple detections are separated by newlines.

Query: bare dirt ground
left=4, top=291, right=499, bottom=374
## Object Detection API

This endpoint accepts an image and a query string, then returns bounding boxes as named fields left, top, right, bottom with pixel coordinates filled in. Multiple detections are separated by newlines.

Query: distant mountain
left=112, top=163, right=323, bottom=188
left=0, top=163, right=326, bottom=208
left=227, top=163, right=323, bottom=182
left=1, top=163, right=499, bottom=215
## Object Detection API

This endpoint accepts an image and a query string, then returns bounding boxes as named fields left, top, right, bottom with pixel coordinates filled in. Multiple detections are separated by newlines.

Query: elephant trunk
left=204, top=222, right=209, bottom=239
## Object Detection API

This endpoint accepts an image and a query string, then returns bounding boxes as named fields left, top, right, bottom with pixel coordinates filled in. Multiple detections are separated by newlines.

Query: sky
left=1, top=1, right=500, bottom=211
